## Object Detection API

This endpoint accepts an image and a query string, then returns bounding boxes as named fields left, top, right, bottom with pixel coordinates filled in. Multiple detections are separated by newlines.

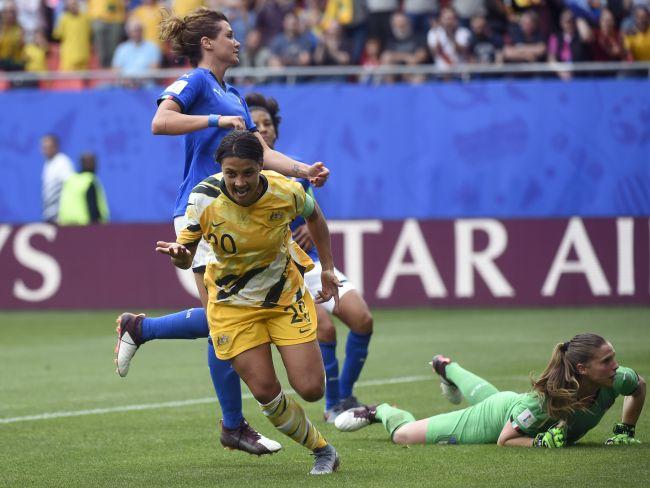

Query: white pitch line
left=0, top=374, right=431, bottom=425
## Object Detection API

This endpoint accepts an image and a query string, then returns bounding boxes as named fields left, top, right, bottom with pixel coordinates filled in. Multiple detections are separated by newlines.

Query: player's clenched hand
left=533, top=426, right=566, bottom=448
left=155, top=241, right=192, bottom=268
left=308, top=162, right=330, bottom=187
left=292, top=224, right=314, bottom=252
left=315, top=268, right=342, bottom=312
left=218, top=116, right=246, bottom=130
left=606, top=423, right=641, bottom=445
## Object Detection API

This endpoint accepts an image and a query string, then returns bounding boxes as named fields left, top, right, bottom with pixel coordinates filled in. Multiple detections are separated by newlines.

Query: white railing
left=2, top=61, right=649, bottom=86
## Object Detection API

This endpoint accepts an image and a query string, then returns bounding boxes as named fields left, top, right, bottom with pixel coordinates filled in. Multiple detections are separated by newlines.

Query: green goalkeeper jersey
left=508, top=366, right=640, bottom=443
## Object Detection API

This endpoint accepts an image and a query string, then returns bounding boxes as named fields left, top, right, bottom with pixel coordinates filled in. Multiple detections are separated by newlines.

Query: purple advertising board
left=0, top=218, right=648, bottom=310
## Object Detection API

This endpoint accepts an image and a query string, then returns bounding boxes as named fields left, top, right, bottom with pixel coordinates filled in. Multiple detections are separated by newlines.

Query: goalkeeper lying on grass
left=335, top=333, right=645, bottom=448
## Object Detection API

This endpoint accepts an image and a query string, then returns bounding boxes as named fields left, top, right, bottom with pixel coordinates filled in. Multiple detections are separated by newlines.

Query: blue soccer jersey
left=290, top=178, right=319, bottom=262
left=158, top=67, right=256, bottom=218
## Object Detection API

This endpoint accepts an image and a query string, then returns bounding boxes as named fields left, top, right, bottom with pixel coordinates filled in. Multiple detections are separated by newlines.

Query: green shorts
left=425, top=391, right=520, bottom=444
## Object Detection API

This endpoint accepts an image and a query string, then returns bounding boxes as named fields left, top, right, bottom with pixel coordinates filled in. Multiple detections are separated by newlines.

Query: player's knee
left=317, top=324, right=336, bottom=343
left=391, top=427, right=411, bottom=445
left=350, top=310, right=373, bottom=335
left=248, top=379, right=282, bottom=404
left=296, top=382, right=324, bottom=402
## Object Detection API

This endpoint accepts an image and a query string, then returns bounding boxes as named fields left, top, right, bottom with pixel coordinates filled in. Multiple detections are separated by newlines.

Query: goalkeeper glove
left=533, top=426, right=566, bottom=448
left=605, top=423, right=641, bottom=445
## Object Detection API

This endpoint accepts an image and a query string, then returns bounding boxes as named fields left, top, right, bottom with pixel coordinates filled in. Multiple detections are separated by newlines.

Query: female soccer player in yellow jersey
left=115, top=7, right=328, bottom=456
left=156, top=131, right=342, bottom=475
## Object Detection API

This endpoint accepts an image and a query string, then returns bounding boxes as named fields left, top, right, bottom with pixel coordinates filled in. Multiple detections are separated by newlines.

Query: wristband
left=208, top=114, right=220, bottom=128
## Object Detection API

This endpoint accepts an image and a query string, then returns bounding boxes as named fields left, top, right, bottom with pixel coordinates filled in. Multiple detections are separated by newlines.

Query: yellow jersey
left=53, top=12, right=91, bottom=70
left=624, top=28, right=650, bottom=61
left=177, top=171, right=315, bottom=308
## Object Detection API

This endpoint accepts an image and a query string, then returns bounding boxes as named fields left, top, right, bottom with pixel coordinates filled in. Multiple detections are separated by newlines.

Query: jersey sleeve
left=287, top=179, right=308, bottom=219
left=176, top=193, right=203, bottom=247
left=158, top=73, right=203, bottom=113
left=613, top=366, right=640, bottom=397
left=509, top=393, right=550, bottom=436
left=239, top=94, right=257, bottom=131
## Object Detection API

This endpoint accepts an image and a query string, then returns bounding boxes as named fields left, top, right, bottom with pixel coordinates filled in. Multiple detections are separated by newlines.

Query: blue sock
left=207, top=339, right=244, bottom=430
left=339, top=331, right=372, bottom=399
left=319, top=341, right=340, bottom=410
left=140, top=308, right=209, bottom=342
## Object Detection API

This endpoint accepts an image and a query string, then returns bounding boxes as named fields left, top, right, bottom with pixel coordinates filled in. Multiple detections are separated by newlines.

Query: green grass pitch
left=1, top=307, right=648, bottom=487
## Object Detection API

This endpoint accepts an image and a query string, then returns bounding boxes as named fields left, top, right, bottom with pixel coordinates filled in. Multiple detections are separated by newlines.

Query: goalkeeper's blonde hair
left=532, top=333, right=607, bottom=421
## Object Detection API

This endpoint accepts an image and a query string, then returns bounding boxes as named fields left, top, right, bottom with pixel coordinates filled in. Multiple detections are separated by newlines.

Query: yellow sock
left=260, top=391, right=327, bottom=451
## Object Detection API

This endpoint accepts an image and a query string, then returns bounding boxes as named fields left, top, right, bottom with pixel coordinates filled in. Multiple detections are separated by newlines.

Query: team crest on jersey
left=269, top=211, right=284, bottom=222
left=166, top=80, right=188, bottom=94
left=216, top=335, right=230, bottom=347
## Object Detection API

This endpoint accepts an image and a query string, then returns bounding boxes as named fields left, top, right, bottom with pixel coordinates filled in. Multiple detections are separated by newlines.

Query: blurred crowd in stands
left=0, top=0, right=648, bottom=83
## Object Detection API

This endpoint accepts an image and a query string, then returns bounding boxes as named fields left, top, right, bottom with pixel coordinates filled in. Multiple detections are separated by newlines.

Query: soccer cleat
left=323, top=404, right=345, bottom=424
left=339, top=395, right=362, bottom=411
left=334, top=404, right=378, bottom=432
left=310, top=444, right=340, bottom=475
left=220, top=420, right=282, bottom=456
left=114, top=313, right=146, bottom=377
left=430, top=354, right=463, bottom=405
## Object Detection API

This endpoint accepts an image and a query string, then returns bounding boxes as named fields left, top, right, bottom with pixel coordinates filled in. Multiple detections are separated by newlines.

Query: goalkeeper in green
left=335, top=333, right=645, bottom=447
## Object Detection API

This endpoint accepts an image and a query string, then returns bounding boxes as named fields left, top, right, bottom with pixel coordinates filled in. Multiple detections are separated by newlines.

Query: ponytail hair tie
left=561, top=341, right=570, bottom=352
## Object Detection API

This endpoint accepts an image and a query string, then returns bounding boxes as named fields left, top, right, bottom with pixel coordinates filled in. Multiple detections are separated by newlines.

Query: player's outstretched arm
left=152, top=99, right=247, bottom=135
left=155, top=241, right=196, bottom=270
left=253, top=132, right=330, bottom=187
left=607, top=374, right=645, bottom=445
left=497, top=421, right=535, bottom=447
left=305, top=201, right=341, bottom=311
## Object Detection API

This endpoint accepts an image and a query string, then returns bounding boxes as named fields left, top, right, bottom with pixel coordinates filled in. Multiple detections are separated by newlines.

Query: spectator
left=359, top=36, right=382, bottom=83
left=11, top=0, right=41, bottom=43
left=23, top=27, right=48, bottom=72
left=485, top=0, right=509, bottom=36
left=547, top=9, right=591, bottom=64
left=58, top=152, right=110, bottom=226
left=256, top=0, right=295, bottom=44
left=321, top=0, right=368, bottom=63
left=112, top=17, right=161, bottom=83
left=269, top=11, right=313, bottom=67
left=381, top=11, right=429, bottom=80
left=313, top=21, right=351, bottom=67
left=53, top=0, right=92, bottom=71
left=214, top=0, right=256, bottom=48
left=41, top=134, right=74, bottom=224
left=502, top=10, right=546, bottom=63
left=427, top=7, right=471, bottom=69
left=468, top=14, right=503, bottom=63
left=367, top=0, right=400, bottom=42
left=0, top=2, right=24, bottom=71
left=587, top=7, right=628, bottom=61
left=88, top=0, right=127, bottom=68
left=623, top=5, right=650, bottom=60
left=403, top=0, right=438, bottom=37
left=239, top=27, right=272, bottom=67
left=129, top=0, right=163, bottom=47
